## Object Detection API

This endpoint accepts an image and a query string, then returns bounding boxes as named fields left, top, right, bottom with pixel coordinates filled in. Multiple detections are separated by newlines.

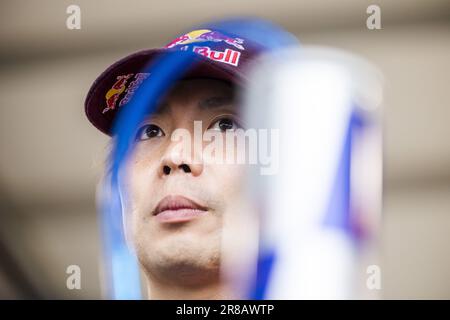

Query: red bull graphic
left=193, top=46, right=241, bottom=66
left=103, top=74, right=133, bottom=114
left=103, top=73, right=150, bottom=114
left=165, top=29, right=245, bottom=51
left=119, top=73, right=150, bottom=107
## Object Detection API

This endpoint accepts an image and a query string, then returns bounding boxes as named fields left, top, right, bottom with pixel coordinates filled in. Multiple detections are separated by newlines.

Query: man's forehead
left=152, top=79, right=236, bottom=116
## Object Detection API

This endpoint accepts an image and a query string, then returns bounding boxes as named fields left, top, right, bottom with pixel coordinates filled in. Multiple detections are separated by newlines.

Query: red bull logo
left=193, top=46, right=241, bottom=66
left=103, top=73, right=150, bottom=114
left=165, top=29, right=245, bottom=51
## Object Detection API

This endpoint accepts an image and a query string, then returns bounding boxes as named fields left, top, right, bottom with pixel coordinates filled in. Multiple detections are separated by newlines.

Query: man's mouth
left=153, top=195, right=208, bottom=223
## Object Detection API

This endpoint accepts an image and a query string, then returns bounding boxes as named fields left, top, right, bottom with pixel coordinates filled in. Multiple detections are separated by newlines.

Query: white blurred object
left=242, top=46, right=383, bottom=299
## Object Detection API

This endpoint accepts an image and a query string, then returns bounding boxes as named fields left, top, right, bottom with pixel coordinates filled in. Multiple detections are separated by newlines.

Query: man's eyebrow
left=152, top=102, right=170, bottom=115
left=198, top=96, right=235, bottom=110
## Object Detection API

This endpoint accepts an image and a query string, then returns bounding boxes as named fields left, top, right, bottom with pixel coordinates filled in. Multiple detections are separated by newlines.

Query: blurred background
left=0, top=0, right=449, bottom=299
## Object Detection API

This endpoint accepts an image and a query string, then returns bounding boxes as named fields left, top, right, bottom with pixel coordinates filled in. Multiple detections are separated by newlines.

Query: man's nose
left=159, top=138, right=203, bottom=177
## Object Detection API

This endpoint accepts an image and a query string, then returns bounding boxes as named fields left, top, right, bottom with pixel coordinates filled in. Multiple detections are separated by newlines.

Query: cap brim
left=85, top=49, right=245, bottom=136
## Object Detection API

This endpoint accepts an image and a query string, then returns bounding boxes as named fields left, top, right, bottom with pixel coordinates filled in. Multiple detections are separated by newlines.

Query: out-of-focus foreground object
left=243, top=46, right=383, bottom=299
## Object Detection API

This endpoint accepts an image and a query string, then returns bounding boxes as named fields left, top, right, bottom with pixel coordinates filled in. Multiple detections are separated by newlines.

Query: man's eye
left=136, top=124, right=165, bottom=141
left=210, top=117, right=240, bottom=132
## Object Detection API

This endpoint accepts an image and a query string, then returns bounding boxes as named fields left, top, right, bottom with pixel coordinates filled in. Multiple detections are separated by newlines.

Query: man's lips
left=153, top=195, right=208, bottom=223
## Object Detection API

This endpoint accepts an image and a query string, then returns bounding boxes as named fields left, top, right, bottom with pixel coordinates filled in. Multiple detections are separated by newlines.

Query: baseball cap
left=84, top=29, right=265, bottom=136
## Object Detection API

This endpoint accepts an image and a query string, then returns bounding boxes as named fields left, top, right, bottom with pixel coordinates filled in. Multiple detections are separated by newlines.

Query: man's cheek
left=130, top=206, right=158, bottom=251
left=128, top=160, right=158, bottom=203
left=212, top=163, right=246, bottom=196
left=123, top=176, right=157, bottom=238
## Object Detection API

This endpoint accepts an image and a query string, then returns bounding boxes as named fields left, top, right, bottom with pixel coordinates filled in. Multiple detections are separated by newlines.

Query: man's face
left=120, top=78, right=247, bottom=285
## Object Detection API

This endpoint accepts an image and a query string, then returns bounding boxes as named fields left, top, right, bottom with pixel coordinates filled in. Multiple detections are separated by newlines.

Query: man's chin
left=152, top=230, right=221, bottom=257
left=141, top=239, right=222, bottom=286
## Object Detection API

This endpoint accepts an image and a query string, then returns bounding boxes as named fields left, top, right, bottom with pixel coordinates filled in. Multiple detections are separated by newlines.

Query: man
left=85, top=29, right=264, bottom=299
